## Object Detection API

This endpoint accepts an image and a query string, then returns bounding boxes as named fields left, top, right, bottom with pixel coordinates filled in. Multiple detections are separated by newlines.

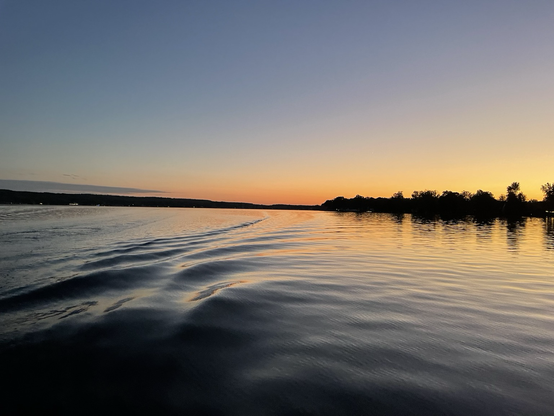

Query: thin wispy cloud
left=0, top=180, right=166, bottom=195
left=62, top=173, right=82, bottom=180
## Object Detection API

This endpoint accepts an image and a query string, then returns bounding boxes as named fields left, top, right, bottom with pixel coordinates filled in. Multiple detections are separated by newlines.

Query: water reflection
left=3, top=208, right=554, bottom=414
left=473, top=218, right=494, bottom=245
left=411, top=214, right=439, bottom=225
left=391, top=212, right=405, bottom=225
left=504, top=218, right=527, bottom=252
left=545, top=217, right=554, bottom=250
left=334, top=212, right=551, bottom=257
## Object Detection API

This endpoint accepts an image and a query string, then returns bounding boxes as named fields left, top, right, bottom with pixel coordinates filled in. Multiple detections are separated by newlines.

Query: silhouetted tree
left=321, top=195, right=373, bottom=212
left=412, top=190, right=439, bottom=216
left=322, top=196, right=346, bottom=210
left=412, top=190, right=438, bottom=199
left=471, top=190, right=500, bottom=217
left=387, top=191, right=408, bottom=213
left=461, top=190, right=473, bottom=200
left=541, top=183, right=554, bottom=210
left=504, top=182, right=526, bottom=216
left=526, top=199, right=544, bottom=216
left=506, top=182, right=523, bottom=199
left=352, top=194, right=370, bottom=211
left=438, top=190, right=469, bottom=216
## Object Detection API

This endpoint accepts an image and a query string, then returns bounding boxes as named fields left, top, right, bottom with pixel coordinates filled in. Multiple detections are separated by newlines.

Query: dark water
left=1, top=206, right=553, bottom=415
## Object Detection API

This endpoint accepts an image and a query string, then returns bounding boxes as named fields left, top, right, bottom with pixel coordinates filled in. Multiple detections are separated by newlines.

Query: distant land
left=0, top=189, right=321, bottom=211
left=1, top=182, right=553, bottom=218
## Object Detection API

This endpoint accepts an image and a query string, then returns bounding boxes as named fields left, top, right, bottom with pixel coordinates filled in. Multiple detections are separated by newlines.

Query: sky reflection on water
left=0, top=206, right=553, bottom=415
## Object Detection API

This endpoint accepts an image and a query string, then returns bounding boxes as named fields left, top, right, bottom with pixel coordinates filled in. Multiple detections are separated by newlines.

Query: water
left=1, top=206, right=553, bottom=415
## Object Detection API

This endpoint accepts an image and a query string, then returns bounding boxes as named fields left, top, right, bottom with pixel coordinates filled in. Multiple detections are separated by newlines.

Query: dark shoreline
left=2, top=188, right=552, bottom=218
left=322, top=192, right=552, bottom=219
left=0, top=189, right=322, bottom=211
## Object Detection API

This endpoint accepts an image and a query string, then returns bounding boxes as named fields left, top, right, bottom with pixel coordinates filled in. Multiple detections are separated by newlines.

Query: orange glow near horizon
left=161, top=178, right=547, bottom=206
left=1, top=156, right=550, bottom=205
left=1, top=2, right=553, bottom=206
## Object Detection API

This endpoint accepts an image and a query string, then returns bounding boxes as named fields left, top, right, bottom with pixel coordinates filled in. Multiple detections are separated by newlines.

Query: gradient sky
left=1, top=0, right=553, bottom=204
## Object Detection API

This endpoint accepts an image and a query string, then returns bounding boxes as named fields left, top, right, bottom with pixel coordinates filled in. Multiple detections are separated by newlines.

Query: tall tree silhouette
left=541, top=183, right=554, bottom=210
left=504, top=182, right=526, bottom=216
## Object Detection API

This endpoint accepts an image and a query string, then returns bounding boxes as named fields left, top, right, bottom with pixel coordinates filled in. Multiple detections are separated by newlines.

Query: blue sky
left=1, top=1, right=553, bottom=203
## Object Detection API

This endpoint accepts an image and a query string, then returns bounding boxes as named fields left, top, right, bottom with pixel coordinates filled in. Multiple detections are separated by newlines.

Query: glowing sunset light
left=1, top=1, right=553, bottom=205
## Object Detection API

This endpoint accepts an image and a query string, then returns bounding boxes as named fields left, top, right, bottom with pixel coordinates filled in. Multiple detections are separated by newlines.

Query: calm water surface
left=1, top=206, right=553, bottom=415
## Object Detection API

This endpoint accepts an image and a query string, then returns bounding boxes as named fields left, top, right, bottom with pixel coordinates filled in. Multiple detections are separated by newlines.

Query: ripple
left=189, top=280, right=246, bottom=301
left=1, top=208, right=554, bottom=414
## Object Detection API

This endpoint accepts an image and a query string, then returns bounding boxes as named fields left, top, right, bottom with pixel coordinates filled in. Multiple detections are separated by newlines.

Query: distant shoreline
left=0, top=189, right=322, bottom=211
left=1, top=188, right=552, bottom=218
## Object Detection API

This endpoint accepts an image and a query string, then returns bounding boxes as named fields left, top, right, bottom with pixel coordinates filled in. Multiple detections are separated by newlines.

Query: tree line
left=322, top=182, right=554, bottom=218
left=2, top=182, right=554, bottom=217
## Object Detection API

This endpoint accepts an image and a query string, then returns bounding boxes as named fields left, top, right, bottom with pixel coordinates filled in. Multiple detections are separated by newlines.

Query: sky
left=1, top=0, right=553, bottom=204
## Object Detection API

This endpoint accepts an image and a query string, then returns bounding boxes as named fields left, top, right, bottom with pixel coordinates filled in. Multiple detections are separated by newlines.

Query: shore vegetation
left=322, top=182, right=554, bottom=218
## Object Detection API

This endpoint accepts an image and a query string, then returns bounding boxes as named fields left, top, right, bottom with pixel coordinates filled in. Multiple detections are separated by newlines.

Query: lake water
left=1, top=205, right=553, bottom=415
